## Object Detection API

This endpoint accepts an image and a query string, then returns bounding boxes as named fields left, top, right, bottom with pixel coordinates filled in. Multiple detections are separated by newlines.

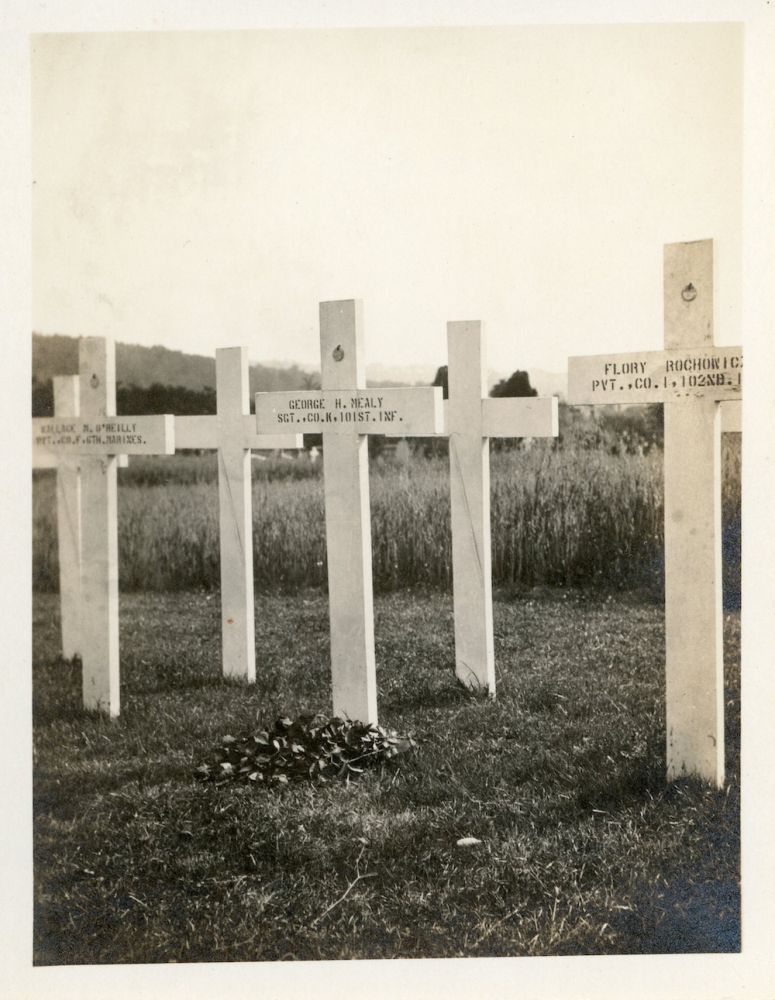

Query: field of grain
left=32, top=437, right=741, bottom=599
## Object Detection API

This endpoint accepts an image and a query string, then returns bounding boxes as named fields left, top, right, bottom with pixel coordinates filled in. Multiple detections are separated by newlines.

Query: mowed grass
left=33, top=589, right=740, bottom=963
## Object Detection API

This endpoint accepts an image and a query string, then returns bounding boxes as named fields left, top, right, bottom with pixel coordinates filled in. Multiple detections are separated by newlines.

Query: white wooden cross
left=256, top=300, right=443, bottom=724
left=35, top=379, right=132, bottom=660
left=173, top=347, right=302, bottom=682
left=445, top=321, right=558, bottom=694
left=567, top=239, right=742, bottom=787
left=32, top=337, right=174, bottom=716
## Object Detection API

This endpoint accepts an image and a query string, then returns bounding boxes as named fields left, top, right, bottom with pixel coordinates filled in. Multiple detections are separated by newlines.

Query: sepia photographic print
left=7, top=2, right=775, bottom=999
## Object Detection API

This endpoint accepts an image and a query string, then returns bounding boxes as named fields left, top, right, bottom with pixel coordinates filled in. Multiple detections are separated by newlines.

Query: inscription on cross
left=256, top=300, right=443, bottom=724
left=173, top=347, right=302, bottom=681
left=568, top=239, right=742, bottom=787
left=32, top=338, right=174, bottom=716
left=445, top=322, right=558, bottom=693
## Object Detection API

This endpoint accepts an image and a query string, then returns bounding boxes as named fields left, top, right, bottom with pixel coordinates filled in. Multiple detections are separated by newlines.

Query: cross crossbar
left=33, top=414, right=174, bottom=461
left=568, top=346, right=741, bottom=405
left=175, top=413, right=300, bottom=451
left=255, top=387, right=443, bottom=437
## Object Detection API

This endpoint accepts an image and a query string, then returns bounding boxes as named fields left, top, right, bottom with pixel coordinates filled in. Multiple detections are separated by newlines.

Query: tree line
left=32, top=377, right=217, bottom=418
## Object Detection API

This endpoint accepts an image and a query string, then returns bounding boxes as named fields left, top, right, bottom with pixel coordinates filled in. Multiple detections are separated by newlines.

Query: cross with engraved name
left=567, top=239, right=742, bottom=787
left=256, top=300, right=443, bottom=724
left=32, top=337, right=174, bottom=717
left=444, top=321, right=558, bottom=695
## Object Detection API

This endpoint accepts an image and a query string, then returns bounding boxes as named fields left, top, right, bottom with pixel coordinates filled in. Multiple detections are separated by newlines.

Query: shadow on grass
left=32, top=657, right=83, bottom=726
left=32, top=657, right=243, bottom=727
left=34, top=757, right=199, bottom=819
left=574, top=756, right=666, bottom=814
left=123, top=672, right=227, bottom=697
left=381, top=673, right=480, bottom=713
left=589, top=777, right=741, bottom=956
left=605, top=877, right=740, bottom=954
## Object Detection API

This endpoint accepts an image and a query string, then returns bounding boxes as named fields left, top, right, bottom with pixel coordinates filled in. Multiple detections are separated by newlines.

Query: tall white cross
left=256, top=300, right=443, bottom=724
left=32, top=337, right=174, bottom=716
left=445, top=321, right=558, bottom=693
left=568, top=239, right=742, bottom=787
left=35, top=379, right=130, bottom=660
left=173, top=347, right=301, bottom=681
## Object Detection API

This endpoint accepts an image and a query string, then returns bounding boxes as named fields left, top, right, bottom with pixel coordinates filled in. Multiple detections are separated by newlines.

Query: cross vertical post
left=319, top=300, right=377, bottom=723
left=444, top=322, right=558, bottom=692
left=567, top=238, right=739, bottom=786
left=174, top=350, right=301, bottom=682
left=33, top=336, right=174, bottom=716
left=663, top=239, right=724, bottom=786
left=447, top=322, right=495, bottom=692
left=53, top=375, right=82, bottom=660
left=256, top=305, right=442, bottom=722
left=215, top=347, right=256, bottom=682
left=78, top=337, right=120, bottom=716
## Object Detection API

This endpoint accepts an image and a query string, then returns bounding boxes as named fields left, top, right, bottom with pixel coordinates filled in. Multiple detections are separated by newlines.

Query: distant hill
left=32, top=333, right=567, bottom=399
left=33, top=334, right=316, bottom=394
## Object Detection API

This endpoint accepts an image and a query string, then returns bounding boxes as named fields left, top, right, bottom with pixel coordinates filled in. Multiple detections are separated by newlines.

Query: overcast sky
left=32, top=24, right=742, bottom=375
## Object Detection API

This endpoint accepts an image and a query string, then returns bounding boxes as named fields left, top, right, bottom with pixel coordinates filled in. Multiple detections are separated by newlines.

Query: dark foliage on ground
left=32, top=590, right=740, bottom=963
left=195, top=714, right=416, bottom=786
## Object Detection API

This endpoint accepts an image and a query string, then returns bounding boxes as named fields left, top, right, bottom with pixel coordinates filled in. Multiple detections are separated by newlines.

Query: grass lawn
left=32, top=588, right=740, bottom=963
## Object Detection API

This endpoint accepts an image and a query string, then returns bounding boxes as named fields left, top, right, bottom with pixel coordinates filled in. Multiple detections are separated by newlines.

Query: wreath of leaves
left=195, top=712, right=416, bottom=787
